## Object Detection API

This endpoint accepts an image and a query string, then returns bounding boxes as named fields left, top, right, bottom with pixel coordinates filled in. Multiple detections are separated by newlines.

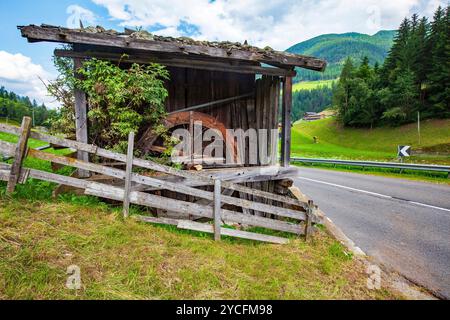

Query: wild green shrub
left=48, top=54, right=170, bottom=153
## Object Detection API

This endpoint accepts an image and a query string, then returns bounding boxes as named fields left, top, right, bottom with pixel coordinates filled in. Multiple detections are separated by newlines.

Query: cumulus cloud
left=66, top=4, right=97, bottom=28
left=0, top=51, right=57, bottom=108
left=92, top=0, right=447, bottom=50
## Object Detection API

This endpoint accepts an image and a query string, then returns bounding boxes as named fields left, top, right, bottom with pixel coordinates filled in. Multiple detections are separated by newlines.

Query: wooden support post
left=189, top=111, right=194, bottom=164
left=123, top=132, right=135, bottom=218
left=281, top=76, right=292, bottom=167
left=6, top=117, right=32, bottom=194
left=305, top=200, right=314, bottom=240
left=213, top=179, right=222, bottom=241
left=73, top=58, right=90, bottom=178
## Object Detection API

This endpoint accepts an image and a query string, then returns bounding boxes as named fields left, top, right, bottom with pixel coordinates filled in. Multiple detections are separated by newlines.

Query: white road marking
left=297, top=177, right=391, bottom=198
left=296, top=176, right=450, bottom=213
left=409, top=201, right=450, bottom=213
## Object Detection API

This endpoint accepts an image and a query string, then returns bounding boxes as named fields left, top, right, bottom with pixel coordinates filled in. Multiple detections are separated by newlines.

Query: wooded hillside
left=286, top=30, right=395, bottom=81
left=334, top=6, right=450, bottom=128
left=0, top=87, right=55, bottom=127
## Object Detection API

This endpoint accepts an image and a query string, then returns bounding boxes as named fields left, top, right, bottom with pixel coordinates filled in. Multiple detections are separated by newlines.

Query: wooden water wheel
left=137, top=111, right=240, bottom=165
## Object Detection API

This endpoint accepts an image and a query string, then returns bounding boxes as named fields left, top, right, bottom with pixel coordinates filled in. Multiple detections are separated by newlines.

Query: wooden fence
left=0, top=117, right=320, bottom=244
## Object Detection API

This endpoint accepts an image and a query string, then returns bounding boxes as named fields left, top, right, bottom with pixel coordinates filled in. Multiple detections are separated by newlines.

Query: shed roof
left=18, top=24, right=327, bottom=74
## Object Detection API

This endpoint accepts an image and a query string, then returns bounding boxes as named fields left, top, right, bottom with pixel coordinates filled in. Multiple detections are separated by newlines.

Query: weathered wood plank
left=19, top=25, right=326, bottom=71
left=0, top=122, right=308, bottom=209
left=170, top=93, right=254, bottom=115
left=73, top=58, right=90, bottom=178
left=55, top=49, right=296, bottom=77
left=6, top=117, right=32, bottom=193
left=177, top=220, right=289, bottom=244
left=135, top=215, right=181, bottom=226
left=27, top=145, right=308, bottom=221
left=213, top=179, right=222, bottom=241
left=123, top=132, right=134, bottom=218
left=281, top=76, right=292, bottom=167
left=305, top=200, right=314, bottom=240
left=7, top=142, right=305, bottom=221
left=0, top=162, right=304, bottom=234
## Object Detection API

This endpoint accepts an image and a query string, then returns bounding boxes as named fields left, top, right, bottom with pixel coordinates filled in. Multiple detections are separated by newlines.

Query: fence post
left=74, top=58, right=90, bottom=178
left=305, top=200, right=314, bottom=240
left=123, top=132, right=135, bottom=218
left=7, top=117, right=32, bottom=194
left=213, top=179, right=222, bottom=241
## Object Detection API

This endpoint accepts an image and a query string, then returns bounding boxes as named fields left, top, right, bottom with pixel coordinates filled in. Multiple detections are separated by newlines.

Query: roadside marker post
left=398, top=145, right=411, bottom=159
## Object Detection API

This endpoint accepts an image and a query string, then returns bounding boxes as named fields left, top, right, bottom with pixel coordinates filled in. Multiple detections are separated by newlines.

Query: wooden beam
left=54, top=49, right=296, bottom=77
left=177, top=220, right=289, bottom=244
left=168, top=93, right=254, bottom=115
left=281, top=77, right=292, bottom=167
left=123, top=132, right=134, bottom=218
left=136, top=215, right=180, bottom=226
left=6, top=116, right=31, bottom=193
left=19, top=25, right=326, bottom=71
left=73, top=58, right=90, bottom=178
left=137, top=216, right=289, bottom=244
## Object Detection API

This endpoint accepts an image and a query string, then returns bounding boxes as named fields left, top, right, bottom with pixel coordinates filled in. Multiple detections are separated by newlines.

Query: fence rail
left=0, top=117, right=319, bottom=244
left=291, top=157, right=450, bottom=174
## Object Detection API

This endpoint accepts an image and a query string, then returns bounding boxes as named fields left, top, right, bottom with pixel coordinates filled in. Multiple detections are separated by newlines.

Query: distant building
left=302, top=110, right=337, bottom=121
left=318, top=109, right=337, bottom=118
left=303, top=112, right=324, bottom=121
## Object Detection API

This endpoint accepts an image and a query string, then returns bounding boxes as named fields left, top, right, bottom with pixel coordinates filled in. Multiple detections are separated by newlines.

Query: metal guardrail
left=291, top=157, right=450, bottom=174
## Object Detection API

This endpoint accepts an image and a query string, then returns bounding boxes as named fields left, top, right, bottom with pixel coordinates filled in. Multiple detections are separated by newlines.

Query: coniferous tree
left=426, top=6, right=450, bottom=117
left=333, top=57, right=355, bottom=123
left=334, top=6, right=450, bottom=127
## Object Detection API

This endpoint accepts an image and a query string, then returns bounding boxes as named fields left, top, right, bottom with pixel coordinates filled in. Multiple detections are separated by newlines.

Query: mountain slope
left=287, top=30, right=395, bottom=81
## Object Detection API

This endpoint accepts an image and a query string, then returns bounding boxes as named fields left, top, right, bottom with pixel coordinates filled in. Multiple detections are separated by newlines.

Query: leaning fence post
left=305, top=200, right=314, bottom=240
left=213, top=179, right=222, bottom=241
left=7, top=116, right=32, bottom=194
left=123, top=132, right=135, bottom=218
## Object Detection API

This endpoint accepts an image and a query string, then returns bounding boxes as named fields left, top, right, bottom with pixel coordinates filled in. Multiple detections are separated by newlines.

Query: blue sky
left=0, top=0, right=446, bottom=107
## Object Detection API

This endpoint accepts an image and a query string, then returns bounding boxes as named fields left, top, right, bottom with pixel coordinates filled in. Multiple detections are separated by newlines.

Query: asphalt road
left=293, top=167, right=450, bottom=299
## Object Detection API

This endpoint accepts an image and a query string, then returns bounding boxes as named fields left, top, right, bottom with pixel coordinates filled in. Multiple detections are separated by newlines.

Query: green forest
left=334, top=6, right=450, bottom=128
left=0, top=86, right=55, bottom=127
left=287, top=30, right=395, bottom=82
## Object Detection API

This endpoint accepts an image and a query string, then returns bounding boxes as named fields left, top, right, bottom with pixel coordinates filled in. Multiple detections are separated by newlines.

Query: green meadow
left=292, top=79, right=336, bottom=92
left=291, top=117, right=450, bottom=164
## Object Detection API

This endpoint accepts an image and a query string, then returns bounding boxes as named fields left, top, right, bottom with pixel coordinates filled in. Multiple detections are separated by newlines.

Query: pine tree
left=356, top=56, right=372, bottom=80
left=334, top=57, right=355, bottom=123
left=426, top=5, right=450, bottom=117
left=382, top=18, right=411, bottom=82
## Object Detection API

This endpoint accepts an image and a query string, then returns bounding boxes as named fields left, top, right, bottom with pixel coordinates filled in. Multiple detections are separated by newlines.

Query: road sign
left=398, top=145, right=411, bottom=157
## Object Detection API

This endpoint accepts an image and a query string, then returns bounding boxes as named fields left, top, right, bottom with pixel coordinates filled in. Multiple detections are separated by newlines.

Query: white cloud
left=66, top=4, right=97, bottom=28
left=92, top=0, right=447, bottom=50
left=0, top=51, right=58, bottom=108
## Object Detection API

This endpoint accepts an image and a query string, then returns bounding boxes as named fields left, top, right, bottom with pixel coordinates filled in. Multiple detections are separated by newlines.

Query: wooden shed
left=18, top=24, right=326, bottom=221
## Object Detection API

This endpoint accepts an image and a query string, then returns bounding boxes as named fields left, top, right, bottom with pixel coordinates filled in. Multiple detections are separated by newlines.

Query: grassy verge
left=0, top=129, right=402, bottom=300
left=293, top=162, right=450, bottom=185
left=292, top=117, right=450, bottom=165
left=0, top=194, right=401, bottom=299
left=0, top=131, right=48, bottom=150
